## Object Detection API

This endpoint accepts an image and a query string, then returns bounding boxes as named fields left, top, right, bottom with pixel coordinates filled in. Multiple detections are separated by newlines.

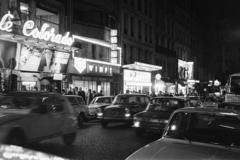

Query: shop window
left=36, top=7, right=59, bottom=34
left=22, top=82, right=36, bottom=91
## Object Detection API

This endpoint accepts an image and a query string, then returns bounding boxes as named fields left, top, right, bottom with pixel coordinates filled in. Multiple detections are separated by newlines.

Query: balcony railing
left=155, top=45, right=176, bottom=58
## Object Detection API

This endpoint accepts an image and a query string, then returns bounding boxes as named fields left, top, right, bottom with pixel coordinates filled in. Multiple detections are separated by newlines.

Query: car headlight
left=134, top=121, right=140, bottom=127
left=125, top=113, right=131, bottom=117
left=97, top=112, right=103, bottom=117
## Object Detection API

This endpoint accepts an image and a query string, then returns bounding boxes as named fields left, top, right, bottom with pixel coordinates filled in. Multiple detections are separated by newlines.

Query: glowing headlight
left=134, top=122, right=140, bottom=127
left=125, top=113, right=131, bottom=117
left=97, top=112, right=103, bottom=117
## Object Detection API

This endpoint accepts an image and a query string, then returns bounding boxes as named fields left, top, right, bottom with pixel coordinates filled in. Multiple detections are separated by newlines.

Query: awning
left=122, top=62, right=162, bottom=72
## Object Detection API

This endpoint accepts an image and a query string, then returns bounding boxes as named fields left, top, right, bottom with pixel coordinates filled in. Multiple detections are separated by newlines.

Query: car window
left=95, top=97, right=112, bottom=104
left=54, top=98, right=63, bottom=112
left=165, top=112, right=184, bottom=137
left=149, top=99, right=184, bottom=111
left=68, top=97, right=78, bottom=105
left=0, top=97, right=38, bottom=109
left=77, top=97, right=85, bottom=105
left=42, top=97, right=63, bottom=112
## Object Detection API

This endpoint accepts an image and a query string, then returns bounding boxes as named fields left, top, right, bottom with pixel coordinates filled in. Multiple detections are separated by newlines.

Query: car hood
left=0, top=109, right=31, bottom=124
left=126, top=138, right=240, bottom=160
left=136, top=111, right=171, bottom=119
left=88, top=103, right=110, bottom=108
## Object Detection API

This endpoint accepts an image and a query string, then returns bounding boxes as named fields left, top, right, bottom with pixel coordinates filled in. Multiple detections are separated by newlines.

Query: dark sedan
left=97, top=94, right=150, bottom=127
left=133, top=97, right=186, bottom=137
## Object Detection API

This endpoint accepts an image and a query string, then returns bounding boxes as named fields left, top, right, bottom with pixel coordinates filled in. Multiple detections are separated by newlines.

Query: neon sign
left=0, top=12, right=74, bottom=46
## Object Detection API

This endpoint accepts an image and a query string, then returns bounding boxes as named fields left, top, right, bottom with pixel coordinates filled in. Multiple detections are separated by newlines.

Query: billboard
left=16, top=44, right=70, bottom=73
left=178, top=59, right=194, bottom=80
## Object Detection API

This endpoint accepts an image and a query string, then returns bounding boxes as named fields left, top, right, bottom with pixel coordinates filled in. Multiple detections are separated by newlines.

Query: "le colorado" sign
left=0, top=12, right=74, bottom=46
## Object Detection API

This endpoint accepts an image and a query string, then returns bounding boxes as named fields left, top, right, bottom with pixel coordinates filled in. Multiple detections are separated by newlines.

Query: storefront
left=68, top=57, right=121, bottom=96
left=0, top=10, right=75, bottom=93
left=155, top=77, right=175, bottom=95
left=122, top=62, right=162, bottom=94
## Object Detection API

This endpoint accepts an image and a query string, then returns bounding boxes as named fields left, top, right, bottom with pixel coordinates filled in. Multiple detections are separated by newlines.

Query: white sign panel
left=53, top=73, right=63, bottom=80
left=124, top=69, right=151, bottom=83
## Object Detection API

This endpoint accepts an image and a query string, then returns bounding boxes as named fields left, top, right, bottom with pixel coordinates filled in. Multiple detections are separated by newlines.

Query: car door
left=76, top=97, right=87, bottom=113
left=46, top=96, right=64, bottom=135
left=28, top=100, right=50, bottom=140
left=67, top=96, right=80, bottom=117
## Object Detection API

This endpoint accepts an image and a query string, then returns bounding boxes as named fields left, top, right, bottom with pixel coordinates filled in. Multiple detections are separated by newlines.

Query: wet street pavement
left=26, top=120, right=161, bottom=160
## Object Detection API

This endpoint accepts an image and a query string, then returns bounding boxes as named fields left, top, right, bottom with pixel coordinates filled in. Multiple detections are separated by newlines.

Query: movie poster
left=0, top=39, right=17, bottom=69
left=178, top=59, right=194, bottom=80
left=17, top=44, right=70, bottom=73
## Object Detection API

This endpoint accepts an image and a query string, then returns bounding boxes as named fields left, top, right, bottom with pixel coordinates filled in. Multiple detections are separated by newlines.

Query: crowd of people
left=61, top=87, right=104, bottom=105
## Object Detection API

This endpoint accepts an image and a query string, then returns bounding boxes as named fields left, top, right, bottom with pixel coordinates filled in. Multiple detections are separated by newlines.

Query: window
left=138, top=20, right=142, bottom=39
left=68, top=97, right=78, bottom=105
left=144, top=0, right=148, bottom=15
left=131, top=17, right=135, bottom=37
left=77, top=97, right=85, bottom=105
left=145, top=50, right=148, bottom=62
left=124, top=13, right=128, bottom=34
left=20, top=2, right=29, bottom=24
left=138, top=0, right=142, bottom=11
left=130, top=0, right=134, bottom=7
left=130, top=46, right=134, bottom=62
left=149, top=52, right=151, bottom=63
left=36, top=7, right=60, bottom=34
left=145, top=23, right=148, bottom=42
left=149, top=26, right=152, bottom=43
left=138, top=48, right=141, bottom=61
left=149, top=2, right=152, bottom=18
left=124, top=44, right=127, bottom=63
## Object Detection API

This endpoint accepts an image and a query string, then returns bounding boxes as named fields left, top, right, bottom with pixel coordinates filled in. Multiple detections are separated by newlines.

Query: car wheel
left=78, top=114, right=84, bottom=127
left=101, top=120, right=109, bottom=127
left=7, top=131, right=26, bottom=146
left=63, top=132, right=76, bottom=145
left=135, top=128, right=145, bottom=137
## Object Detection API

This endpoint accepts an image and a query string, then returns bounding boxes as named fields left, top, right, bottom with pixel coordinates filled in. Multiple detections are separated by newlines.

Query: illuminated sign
left=87, top=62, right=113, bottom=76
left=155, top=74, right=161, bottom=80
left=124, top=69, right=151, bottom=83
left=0, top=12, right=74, bottom=46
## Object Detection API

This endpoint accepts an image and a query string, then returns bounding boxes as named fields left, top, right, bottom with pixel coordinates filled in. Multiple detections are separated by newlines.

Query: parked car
left=201, top=96, right=221, bottom=108
left=1, top=91, right=78, bottom=146
left=0, top=144, right=69, bottom=160
left=126, top=107, right=240, bottom=160
left=133, top=97, right=186, bottom=137
left=88, top=96, right=114, bottom=119
left=186, top=96, right=202, bottom=107
left=218, top=102, right=240, bottom=111
left=64, top=95, right=89, bottom=127
left=97, top=94, right=150, bottom=127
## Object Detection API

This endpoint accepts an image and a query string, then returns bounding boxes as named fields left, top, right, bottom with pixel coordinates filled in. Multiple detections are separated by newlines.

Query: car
left=0, top=91, right=78, bottom=146
left=218, top=102, right=240, bottom=111
left=186, top=96, right=202, bottom=107
left=88, top=96, right=114, bottom=119
left=201, top=96, right=221, bottom=108
left=0, top=144, right=69, bottom=160
left=64, top=95, right=89, bottom=127
left=133, top=97, right=186, bottom=137
left=126, top=107, right=240, bottom=159
left=97, top=94, right=150, bottom=127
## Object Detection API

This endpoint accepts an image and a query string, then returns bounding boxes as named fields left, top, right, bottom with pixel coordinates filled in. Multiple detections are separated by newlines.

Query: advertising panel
left=178, top=60, right=194, bottom=80
left=16, top=44, right=70, bottom=73
left=0, top=39, right=17, bottom=68
left=124, top=69, right=151, bottom=83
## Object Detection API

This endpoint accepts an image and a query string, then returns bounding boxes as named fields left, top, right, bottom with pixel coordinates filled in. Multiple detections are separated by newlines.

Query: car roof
left=175, top=107, right=240, bottom=118
left=219, top=102, right=240, bottom=106
left=230, top=73, right=240, bottom=77
left=118, top=94, right=148, bottom=96
left=64, top=95, right=82, bottom=97
left=154, top=96, right=184, bottom=100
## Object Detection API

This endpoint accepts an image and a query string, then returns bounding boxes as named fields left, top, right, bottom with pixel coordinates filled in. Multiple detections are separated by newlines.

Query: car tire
left=78, top=114, right=84, bottom=127
left=135, top=128, right=145, bottom=137
left=101, top=120, right=109, bottom=127
left=63, top=132, right=76, bottom=145
left=7, top=131, right=27, bottom=146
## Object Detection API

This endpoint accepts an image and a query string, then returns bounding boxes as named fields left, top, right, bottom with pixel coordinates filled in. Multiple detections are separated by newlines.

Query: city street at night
left=26, top=120, right=161, bottom=160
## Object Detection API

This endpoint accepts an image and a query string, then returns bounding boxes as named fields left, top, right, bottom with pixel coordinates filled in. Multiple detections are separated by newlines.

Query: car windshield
left=92, top=97, right=112, bottom=104
left=0, top=97, right=40, bottom=109
left=205, top=97, right=218, bottom=102
left=148, top=99, right=184, bottom=111
left=165, top=112, right=240, bottom=148
left=112, top=96, right=142, bottom=105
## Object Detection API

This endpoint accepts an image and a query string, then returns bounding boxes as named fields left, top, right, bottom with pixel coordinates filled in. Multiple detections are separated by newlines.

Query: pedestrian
left=87, top=89, right=93, bottom=105
left=99, top=90, right=103, bottom=96
left=61, top=89, right=66, bottom=95
left=93, top=90, right=97, bottom=98
left=67, top=87, right=73, bottom=95
left=150, top=91, right=156, bottom=98
left=78, top=87, right=86, bottom=102
left=74, top=87, right=79, bottom=95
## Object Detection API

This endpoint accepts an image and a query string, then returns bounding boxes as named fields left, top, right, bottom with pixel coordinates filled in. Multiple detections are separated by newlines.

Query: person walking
left=87, top=89, right=93, bottom=105
left=67, top=87, right=73, bottom=95
left=78, top=87, right=86, bottom=102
